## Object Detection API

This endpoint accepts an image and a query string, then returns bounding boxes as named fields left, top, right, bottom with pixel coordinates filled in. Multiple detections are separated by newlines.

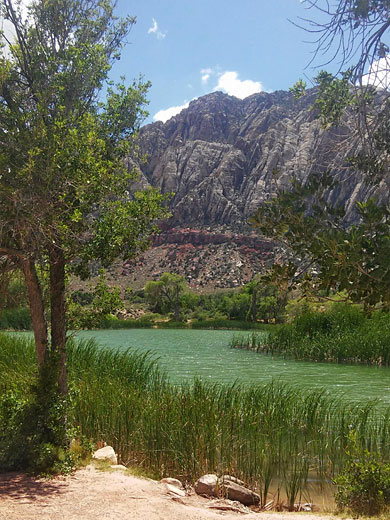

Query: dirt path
left=0, top=466, right=348, bottom=520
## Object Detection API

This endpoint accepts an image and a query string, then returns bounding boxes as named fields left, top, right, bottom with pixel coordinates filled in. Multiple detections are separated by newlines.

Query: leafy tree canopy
left=0, top=0, right=168, bottom=391
left=255, top=1, right=390, bottom=311
left=145, top=273, right=187, bottom=322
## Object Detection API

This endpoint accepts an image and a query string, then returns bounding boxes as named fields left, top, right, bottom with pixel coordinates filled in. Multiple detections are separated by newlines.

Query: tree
left=0, top=0, right=167, bottom=399
left=145, top=273, right=187, bottom=321
left=219, top=290, right=251, bottom=321
left=253, top=1, right=390, bottom=310
left=243, top=273, right=289, bottom=323
left=296, top=0, right=390, bottom=172
left=67, top=269, right=123, bottom=328
left=252, top=176, right=390, bottom=310
left=299, top=1, right=390, bottom=81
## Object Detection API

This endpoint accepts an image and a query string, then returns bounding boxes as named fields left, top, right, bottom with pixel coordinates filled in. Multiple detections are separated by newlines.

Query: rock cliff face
left=118, top=89, right=384, bottom=290
left=134, top=89, right=380, bottom=229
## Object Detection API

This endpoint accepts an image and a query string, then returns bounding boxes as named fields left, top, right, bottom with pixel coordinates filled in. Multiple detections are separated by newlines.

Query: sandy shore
left=0, top=466, right=349, bottom=520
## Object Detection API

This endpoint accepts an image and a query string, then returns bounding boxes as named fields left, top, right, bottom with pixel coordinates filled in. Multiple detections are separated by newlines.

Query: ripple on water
left=75, top=329, right=390, bottom=404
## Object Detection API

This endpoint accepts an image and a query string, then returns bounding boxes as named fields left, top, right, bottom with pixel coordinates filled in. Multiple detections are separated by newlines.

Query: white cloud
left=19, top=0, right=30, bottom=18
left=147, top=18, right=166, bottom=40
left=153, top=102, right=189, bottom=123
left=147, top=18, right=158, bottom=34
left=362, top=56, right=390, bottom=89
left=1, top=0, right=31, bottom=45
left=201, top=67, right=213, bottom=85
left=214, top=71, right=263, bottom=98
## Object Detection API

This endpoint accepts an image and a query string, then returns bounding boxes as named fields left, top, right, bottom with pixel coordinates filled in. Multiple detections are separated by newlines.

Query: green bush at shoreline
left=232, top=303, right=390, bottom=366
left=0, top=309, right=272, bottom=332
left=97, top=315, right=271, bottom=330
left=1, top=333, right=390, bottom=513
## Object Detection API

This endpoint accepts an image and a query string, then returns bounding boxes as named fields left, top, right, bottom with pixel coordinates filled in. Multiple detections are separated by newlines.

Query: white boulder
left=92, top=446, right=118, bottom=465
left=160, top=477, right=184, bottom=489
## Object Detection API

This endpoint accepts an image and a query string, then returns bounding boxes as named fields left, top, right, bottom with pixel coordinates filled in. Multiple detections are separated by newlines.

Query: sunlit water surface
left=75, top=329, right=390, bottom=405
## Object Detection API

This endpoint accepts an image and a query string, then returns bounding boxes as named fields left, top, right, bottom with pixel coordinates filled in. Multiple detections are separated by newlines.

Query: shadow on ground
left=0, top=472, right=66, bottom=501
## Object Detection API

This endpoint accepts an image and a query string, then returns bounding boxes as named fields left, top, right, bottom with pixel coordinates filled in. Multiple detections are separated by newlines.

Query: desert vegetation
left=2, top=333, right=390, bottom=513
left=231, top=303, right=390, bottom=366
left=3, top=0, right=390, bottom=517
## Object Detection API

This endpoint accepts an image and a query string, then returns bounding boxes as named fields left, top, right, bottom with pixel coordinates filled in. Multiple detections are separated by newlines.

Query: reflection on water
left=76, top=329, right=390, bottom=405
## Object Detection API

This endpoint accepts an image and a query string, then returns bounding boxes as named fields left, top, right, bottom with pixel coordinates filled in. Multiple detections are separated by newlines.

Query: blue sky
left=5, top=1, right=386, bottom=125
left=113, top=0, right=328, bottom=124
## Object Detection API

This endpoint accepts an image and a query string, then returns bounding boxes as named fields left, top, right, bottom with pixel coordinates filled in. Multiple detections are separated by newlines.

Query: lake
left=75, top=328, right=390, bottom=405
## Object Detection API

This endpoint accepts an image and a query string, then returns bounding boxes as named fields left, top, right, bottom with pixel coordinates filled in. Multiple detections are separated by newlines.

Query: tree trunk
left=174, top=287, right=180, bottom=322
left=49, top=247, right=67, bottom=395
left=21, top=257, right=48, bottom=368
left=251, top=287, right=258, bottom=322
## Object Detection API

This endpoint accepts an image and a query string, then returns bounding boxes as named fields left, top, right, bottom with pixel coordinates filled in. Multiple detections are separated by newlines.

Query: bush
left=97, top=315, right=153, bottom=328
left=0, top=380, right=71, bottom=474
left=191, top=318, right=267, bottom=330
left=0, top=307, right=31, bottom=330
left=335, top=433, right=390, bottom=516
left=0, top=342, right=93, bottom=475
left=260, top=303, right=390, bottom=365
left=70, top=290, right=94, bottom=306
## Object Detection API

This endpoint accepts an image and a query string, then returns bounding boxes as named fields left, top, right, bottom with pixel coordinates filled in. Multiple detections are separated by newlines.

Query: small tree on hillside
left=0, top=0, right=166, bottom=411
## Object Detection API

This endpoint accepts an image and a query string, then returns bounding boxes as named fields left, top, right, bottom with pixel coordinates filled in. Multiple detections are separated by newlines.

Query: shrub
left=97, top=315, right=153, bottom=328
left=0, top=343, right=93, bottom=475
left=335, top=433, right=390, bottom=516
left=260, top=303, right=390, bottom=365
left=0, top=307, right=31, bottom=330
left=70, top=290, right=94, bottom=306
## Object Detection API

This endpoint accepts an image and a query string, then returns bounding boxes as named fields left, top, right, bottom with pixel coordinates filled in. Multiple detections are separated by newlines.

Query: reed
left=230, top=331, right=266, bottom=350
left=236, top=305, right=390, bottom=366
left=0, top=333, right=37, bottom=384
left=2, top=333, right=390, bottom=507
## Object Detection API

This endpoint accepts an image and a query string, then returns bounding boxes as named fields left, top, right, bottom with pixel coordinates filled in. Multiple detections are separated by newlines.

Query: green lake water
left=75, top=329, right=390, bottom=405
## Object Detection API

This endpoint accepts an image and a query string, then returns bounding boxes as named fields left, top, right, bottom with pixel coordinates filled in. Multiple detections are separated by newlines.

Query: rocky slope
left=121, top=89, right=383, bottom=290
left=121, top=228, right=277, bottom=291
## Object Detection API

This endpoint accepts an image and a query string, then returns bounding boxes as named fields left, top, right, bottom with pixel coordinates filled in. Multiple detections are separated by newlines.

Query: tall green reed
left=2, top=333, right=390, bottom=506
left=237, top=305, right=390, bottom=366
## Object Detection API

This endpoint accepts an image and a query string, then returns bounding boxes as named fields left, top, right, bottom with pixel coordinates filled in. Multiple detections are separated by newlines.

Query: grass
left=2, top=333, right=390, bottom=509
left=232, top=304, right=390, bottom=366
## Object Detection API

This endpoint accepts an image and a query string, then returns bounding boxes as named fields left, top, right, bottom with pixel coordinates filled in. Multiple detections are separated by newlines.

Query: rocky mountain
left=117, top=89, right=384, bottom=291
left=134, top=89, right=384, bottom=228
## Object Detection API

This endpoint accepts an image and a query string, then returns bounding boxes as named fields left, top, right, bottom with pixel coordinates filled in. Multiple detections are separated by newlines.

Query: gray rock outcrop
left=132, top=89, right=380, bottom=230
